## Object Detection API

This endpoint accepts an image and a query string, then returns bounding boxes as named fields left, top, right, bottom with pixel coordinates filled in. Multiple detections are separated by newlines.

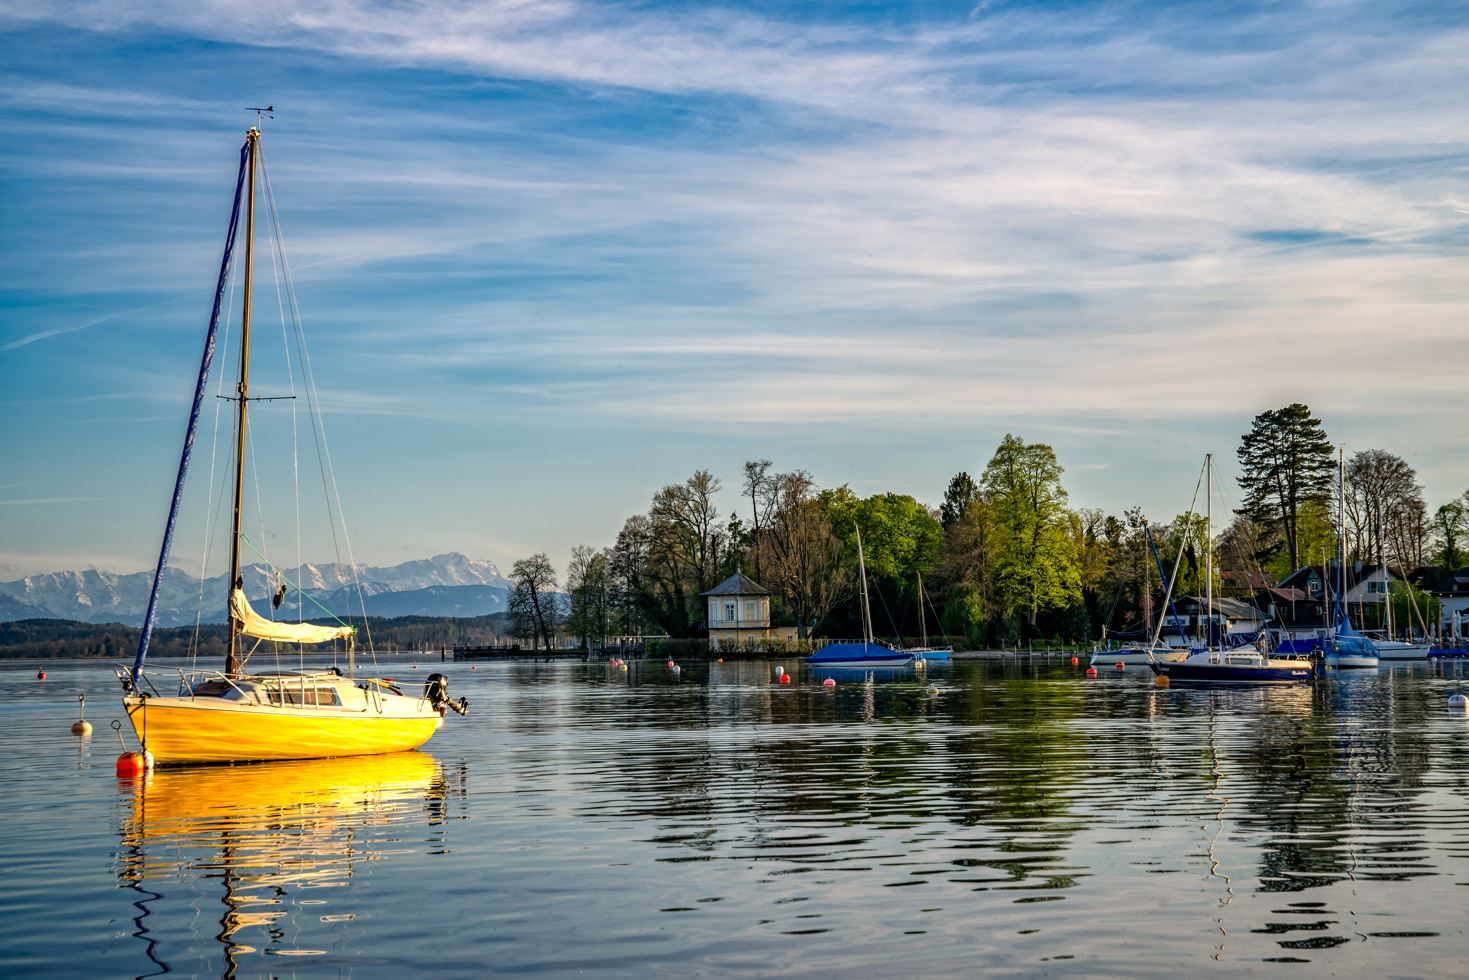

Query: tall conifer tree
left=1235, top=403, right=1334, bottom=573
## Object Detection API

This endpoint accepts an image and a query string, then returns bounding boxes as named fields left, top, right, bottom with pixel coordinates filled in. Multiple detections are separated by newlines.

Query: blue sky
left=2, top=0, right=1468, bottom=579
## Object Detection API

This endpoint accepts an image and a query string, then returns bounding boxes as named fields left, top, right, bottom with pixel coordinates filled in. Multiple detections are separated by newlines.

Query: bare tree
left=608, top=515, right=653, bottom=638
left=753, top=470, right=851, bottom=637
left=509, top=553, right=558, bottom=650
left=640, top=470, right=729, bottom=636
left=743, top=459, right=775, bottom=581
left=1344, top=449, right=1426, bottom=567
left=566, top=545, right=612, bottom=653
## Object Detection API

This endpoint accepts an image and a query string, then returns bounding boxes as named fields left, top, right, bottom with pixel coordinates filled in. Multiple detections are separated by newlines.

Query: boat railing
left=114, top=662, right=261, bottom=702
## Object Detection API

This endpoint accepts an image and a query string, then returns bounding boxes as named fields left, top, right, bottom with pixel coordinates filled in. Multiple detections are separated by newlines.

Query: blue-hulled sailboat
left=806, top=526, right=914, bottom=669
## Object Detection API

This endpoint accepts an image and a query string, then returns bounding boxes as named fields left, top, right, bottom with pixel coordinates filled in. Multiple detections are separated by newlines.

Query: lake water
left=3, top=655, right=1469, bottom=977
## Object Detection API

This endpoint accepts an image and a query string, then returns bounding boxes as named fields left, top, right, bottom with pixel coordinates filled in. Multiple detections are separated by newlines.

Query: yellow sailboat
left=117, top=125, right=466, bottom=764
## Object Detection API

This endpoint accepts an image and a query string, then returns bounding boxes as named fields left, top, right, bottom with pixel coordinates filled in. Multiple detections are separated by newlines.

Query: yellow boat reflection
left=118, top=752, right=447, bottom=969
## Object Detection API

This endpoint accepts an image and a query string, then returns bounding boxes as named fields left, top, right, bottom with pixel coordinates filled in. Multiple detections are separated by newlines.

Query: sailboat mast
left=1336, top=445, right=1345, bottom=630
left=918, top=572, right=928, bottom=648
left=226, top=126, right=260, bottom=676
left=1205, top=453, right=1213, bottom=650
left=856, top=525, right=873, bottom=646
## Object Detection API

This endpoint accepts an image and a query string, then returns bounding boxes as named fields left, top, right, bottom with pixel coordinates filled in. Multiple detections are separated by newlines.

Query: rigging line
left=260, top=178, right=303, bottom=675
left=259, top=159, right=305, bottom=656
left=259, top=147, right=376, bottom=661
left=238, top=533, right=355, bottom=629
left=192, top=240, right=243, bottom=669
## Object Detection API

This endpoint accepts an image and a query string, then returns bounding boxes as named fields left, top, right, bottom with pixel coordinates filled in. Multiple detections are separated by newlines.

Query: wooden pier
left=453, top=646, right=587, bottom=663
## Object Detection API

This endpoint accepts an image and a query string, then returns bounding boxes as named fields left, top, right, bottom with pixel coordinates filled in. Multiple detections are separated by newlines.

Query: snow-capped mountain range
left=0, top=553, right=514, bottom=626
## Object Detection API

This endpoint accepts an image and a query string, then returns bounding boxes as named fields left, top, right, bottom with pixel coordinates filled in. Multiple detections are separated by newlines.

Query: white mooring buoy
left=71, top=692, right=92, bottom=736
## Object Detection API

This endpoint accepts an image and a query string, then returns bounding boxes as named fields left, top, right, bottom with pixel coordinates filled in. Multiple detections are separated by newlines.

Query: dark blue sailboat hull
left=806, top=642, right=914, bottom=667
left=1149, top=661, right=1313, bottom=685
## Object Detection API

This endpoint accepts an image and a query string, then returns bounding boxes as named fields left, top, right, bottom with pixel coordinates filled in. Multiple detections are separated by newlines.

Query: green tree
left=940, top=583, right=987, bottom=650
left=980, top=434, right=1081, bottom=631
left=940, top=472, right=980, bottom=529
left=818, top=487, right=942, bottom=640
left=850, top=493, right=943, bottom=582
left=1390, top=578, right=1440, bottom=639
left=1433, top=498, right=1469, bottom=570
left=1236, top=403, right=1334, bottom=572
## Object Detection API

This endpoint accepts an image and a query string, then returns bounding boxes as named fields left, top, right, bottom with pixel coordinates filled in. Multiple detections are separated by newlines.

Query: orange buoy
left=37, top=670, right=46, bottom=680
left=1155, top=674, right=1171, bottom=688
left=115, top=752, right=146, bottom=777
left=1070, top=656, right=1078, bottom=666
left=1085, top=667, right=1098, bottom=678
left=779, top=673, right=791, bottom=685
left=822, top=677, right=836, bottom=688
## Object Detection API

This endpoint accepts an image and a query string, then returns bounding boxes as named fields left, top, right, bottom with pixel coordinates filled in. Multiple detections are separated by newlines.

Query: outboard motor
left=424, top=673, right=469, bottom=716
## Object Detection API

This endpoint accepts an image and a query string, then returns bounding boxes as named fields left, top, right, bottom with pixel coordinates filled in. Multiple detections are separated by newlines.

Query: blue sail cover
left=1330, top=615, right=1378, bottom=659
left=806, top=642, right=914, bottom=666
left=129, top=140, right=250, bottom=686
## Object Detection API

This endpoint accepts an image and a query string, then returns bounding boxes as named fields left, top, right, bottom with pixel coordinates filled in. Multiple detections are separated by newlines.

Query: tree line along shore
left=509, top=403, right=1465, bottom=652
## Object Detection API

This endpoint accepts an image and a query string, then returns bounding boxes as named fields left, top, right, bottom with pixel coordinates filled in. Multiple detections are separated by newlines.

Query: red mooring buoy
left=779, top=673, right=792, bottom=685
left=115, top=752, right=146, bottom=777
left=37, top=670, right=46, bottom=680
left=1085, top=667, right=1098, bottom=678
left=1070, top=657, right=1078, bottom=666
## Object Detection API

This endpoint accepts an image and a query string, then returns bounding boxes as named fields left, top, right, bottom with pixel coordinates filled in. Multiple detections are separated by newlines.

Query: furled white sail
left=230, top=588, right=355, bottom=645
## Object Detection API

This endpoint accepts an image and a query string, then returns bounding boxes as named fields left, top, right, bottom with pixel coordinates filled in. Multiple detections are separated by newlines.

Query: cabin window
left=744, top=600, right=757, bottom=620
left=191, top=680, right=233, bottom=697
left=724, top=602, right=736, bottom=622
left=266, top=686, right=341, bottom=706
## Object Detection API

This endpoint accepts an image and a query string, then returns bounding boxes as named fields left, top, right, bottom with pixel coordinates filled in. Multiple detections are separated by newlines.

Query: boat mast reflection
left=116, top=752, right=450, bottom=976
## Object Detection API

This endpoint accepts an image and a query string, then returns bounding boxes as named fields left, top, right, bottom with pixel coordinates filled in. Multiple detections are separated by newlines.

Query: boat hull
left=1149, top=661, right=1312, bottom=685
left=806, top=641, right=914, bottom=668
left=1091, top=647, right=1187, bottom=666
left=1373, top=641, right=1430, bottom=660
left=905, top=647, right=952, bottom=662
left=125, top=695, right=442, bottom=764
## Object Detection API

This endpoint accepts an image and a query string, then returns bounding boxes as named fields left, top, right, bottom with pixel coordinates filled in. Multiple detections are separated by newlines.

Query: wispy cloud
left=3, top=1, right=1468, bottom=574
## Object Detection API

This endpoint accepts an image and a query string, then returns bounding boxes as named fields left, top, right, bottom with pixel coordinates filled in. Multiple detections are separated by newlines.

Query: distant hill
left=0, top=553, right=512, bottom=626
left=0, top=612, right=512, bottom=660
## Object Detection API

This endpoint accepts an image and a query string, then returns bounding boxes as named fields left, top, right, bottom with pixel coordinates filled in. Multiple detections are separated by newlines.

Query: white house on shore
left=702, top=570, right=798, bottom=651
